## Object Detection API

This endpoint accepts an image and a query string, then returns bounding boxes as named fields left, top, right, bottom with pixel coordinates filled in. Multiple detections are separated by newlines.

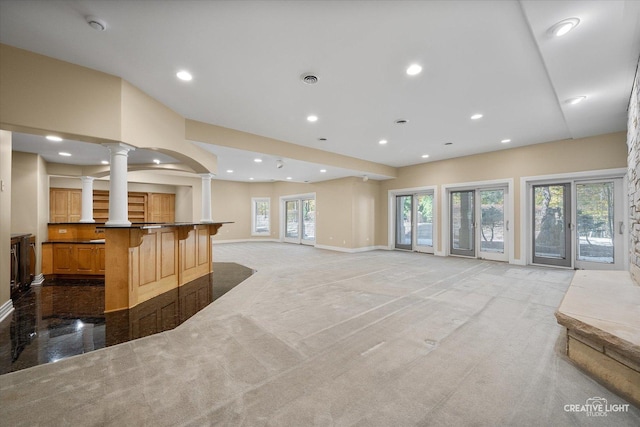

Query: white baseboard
left=212, top=238, right=280, bottom=245
left=31, top=273, right=45, bottom=286
left=314, top=244, right=388, bottom=253
left=0, top=299, right=14, bottom=324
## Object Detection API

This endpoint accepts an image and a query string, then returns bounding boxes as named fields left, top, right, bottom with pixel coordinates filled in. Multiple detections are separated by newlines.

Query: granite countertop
left=43, top=240, right=105, bottom=244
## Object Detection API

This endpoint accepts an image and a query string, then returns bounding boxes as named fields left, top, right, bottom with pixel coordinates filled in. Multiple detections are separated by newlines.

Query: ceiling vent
left=301, top=73, right=319, bottom=85
left=394, top=119, right=408, bottom=125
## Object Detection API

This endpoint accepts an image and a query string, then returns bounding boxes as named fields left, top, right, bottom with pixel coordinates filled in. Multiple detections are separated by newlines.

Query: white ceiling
left=1, top=0, right=639, bottom=182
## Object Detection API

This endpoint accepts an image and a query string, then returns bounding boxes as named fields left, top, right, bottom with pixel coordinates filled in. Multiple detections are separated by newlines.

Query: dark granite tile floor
left=0, top=262, right=253, bottom=375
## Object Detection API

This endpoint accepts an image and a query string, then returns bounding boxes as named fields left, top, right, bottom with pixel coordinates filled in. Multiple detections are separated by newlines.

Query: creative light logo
left=564, top=397, right=630, bottom=417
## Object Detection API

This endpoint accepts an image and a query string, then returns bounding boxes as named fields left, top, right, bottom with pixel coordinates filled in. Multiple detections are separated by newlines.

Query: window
left=252, top=198, right=270, bottom=236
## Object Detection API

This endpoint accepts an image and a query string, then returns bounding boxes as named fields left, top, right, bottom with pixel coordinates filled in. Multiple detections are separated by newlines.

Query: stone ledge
left=556, top=270, right=640, bottom=407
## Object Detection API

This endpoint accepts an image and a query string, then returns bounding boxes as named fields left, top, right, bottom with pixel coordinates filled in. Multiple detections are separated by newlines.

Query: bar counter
left=104, top=222, right=230, bottom=312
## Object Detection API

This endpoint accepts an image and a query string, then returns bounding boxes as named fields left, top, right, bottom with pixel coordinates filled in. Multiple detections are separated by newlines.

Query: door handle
left=506, top=220, right=509, bottom=231
left=619, top=221, right=624, bottom=235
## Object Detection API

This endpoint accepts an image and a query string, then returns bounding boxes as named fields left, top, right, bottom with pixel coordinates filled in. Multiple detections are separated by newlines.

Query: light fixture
left=406, top=64, right=422, bottom=76
left=58, top=152, right=71, bottom=157
left=101, top=160, right=109, bottom=165
left=471, top=113, right=483, bottom=120
left=249, top=177, right=254, bottom=181
left=320, top=169, right=327, bottom=173
left=307, top=115, right=318, bottom=122
left=379, top=139, right=388, bottom=145
left=445, top=142, right=453, bottom=146
left=566, top=96, right=587, bottom=105
left=153, top=159, right=160, bottom=164
left=276, top=160, right=284, bottom=169
left=176, top=70, right=193, bottom=81
left=254, top=158, right=263, bottom=163
left=86, top=16, right=107, bottom=31
left=501, top=139, right=511, bottom=144
left=286, top=177, right=292, bottom=180
left=421, top=154, right=430, bottom=158
left=318, top=138, right=327, bottom=141
left=46, top=135, right=62, bottom=142
left=549, top=18, right=580, bottom=37
left=394, top=119, right=408, bottom=125
left=226, top=169, right=233, bottom=173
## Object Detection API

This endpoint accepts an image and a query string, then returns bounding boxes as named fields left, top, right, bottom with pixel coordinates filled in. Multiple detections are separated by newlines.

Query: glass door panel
left=533, top=184, right=571, bottom=267
left=301, top=199, right=316, bottom=244
left=479, top=189, right=507, bottom=261
left=415, top=193, right=434, bottom=252
left=395, top=195, right=412, bottom=250
left=575, top=180, right=623, bottom=270
left=285, top=200, right=299, bottom=240
left=451, top=191, right=475, bottom=257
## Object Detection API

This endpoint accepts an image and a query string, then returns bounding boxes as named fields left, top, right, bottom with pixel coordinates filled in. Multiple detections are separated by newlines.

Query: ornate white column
left=200, top=173, right=214, bottom=223
left=103, top=143, right=135, bottom=226
left=79, top=176, right=95, bottom=223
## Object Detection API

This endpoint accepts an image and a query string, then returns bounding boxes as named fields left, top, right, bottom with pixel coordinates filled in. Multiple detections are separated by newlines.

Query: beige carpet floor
left=1, top=242, right=638, bottom=426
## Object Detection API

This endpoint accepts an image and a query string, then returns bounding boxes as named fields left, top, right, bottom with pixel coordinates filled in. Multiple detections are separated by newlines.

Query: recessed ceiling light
left=566, top=96, right=587, bottom=105
left=153, top=159, right=160, bottom=164
left=254, top=158, right=262, bottom=163
left=226, top=169, right=233, bottom=173
left=249, top=177, right=254, bottom=181
left=379, top=139, right=388, bottom=145
left=307, top=115, right=318, bottom=122
left=501, top=139, right=511, bottom=144
left=549, top=18, right=580, bottom=37
left=320, top=169, right=327, bottom=173
left=176, top=70, right=193, bottom=81
left=406, top=64, right=422, bottom=76
left=58, top=152, right=71, bottom=157
left=421, top=154, right=430, bottom=158
left=101, top=160, right=109, bottom=165
left=471, top=114, right=483, bottom=120
left=286, top=177, right=292, bottom=180
left=46, top=135, right=62, bottom=142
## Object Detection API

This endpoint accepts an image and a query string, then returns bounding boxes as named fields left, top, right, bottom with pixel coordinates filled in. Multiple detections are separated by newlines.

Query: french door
left=284, top=197, right=315, bottom=245
left=450, top=188, right=508, bottom=261
left=531, top=179, right=624, bottom=269
left=395, top=192, right=434, bottom=253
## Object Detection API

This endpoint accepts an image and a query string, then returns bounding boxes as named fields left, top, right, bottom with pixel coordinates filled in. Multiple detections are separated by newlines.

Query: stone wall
left=629, top=58, right=640, bottom=284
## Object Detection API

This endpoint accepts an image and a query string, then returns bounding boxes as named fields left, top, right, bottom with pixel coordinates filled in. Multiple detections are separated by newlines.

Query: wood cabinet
left=148, top=193, right=175, bottom=223
left=50, top=188, right=81, bottom=223
left=49, top=243, right=105, bottom=276
left=50, top=188, right=175, bottom=224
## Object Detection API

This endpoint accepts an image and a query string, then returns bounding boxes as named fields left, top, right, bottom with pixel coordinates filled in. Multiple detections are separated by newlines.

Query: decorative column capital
left=102, top=142, right=136, bottom=157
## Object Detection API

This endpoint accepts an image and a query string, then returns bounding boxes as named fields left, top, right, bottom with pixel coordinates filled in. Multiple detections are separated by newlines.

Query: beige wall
left=0, top=131, right=12, bottom=309
left=50, top=176, right=177, bottom=194
left=11, top=152, right=48, bottom=276
left=207, top=177, right=379, bottom=250
left=120, top=81, right=217, bottom=174
left=0, top=44, right=122, bottom=143
left=378, top=132, right=628, bottom=260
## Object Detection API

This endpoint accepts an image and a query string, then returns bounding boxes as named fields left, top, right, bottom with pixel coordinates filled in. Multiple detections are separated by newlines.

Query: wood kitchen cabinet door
left=50, top=188, right=81, bottom=223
